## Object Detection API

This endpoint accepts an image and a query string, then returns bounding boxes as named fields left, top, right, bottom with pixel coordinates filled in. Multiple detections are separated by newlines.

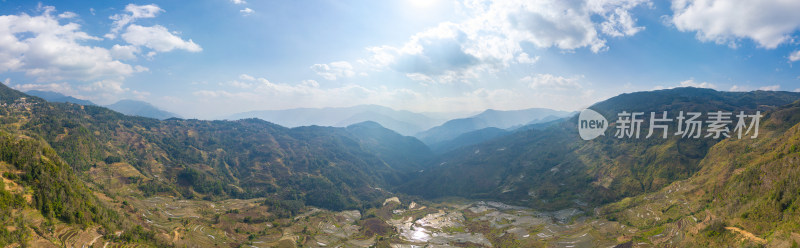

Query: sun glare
left=408, top=0, right=438, bottom=9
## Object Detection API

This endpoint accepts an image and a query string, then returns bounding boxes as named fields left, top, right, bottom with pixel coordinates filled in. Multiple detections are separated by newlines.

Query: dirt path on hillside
left=725, top=227, right=766, bottom=244
left=173, top=227, right=181, bottom=242
left=87, top=234, right=102, bottom=247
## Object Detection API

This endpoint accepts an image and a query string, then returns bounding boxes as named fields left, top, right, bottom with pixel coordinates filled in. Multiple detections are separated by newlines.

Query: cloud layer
left=0, top=6, right=133, bottom=82
left=0, top=3, right=200, bottom=103
left=355, top=0, right=650, bottom=84
left=122, top=24, right=202, bottom=53
left=671, top=0, right=800, bottom=49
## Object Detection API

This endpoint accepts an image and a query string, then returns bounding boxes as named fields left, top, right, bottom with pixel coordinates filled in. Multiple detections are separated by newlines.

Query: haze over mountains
left=105, top=99, right=181, bottom=120
left=26, top=90, right=572, bottom=152
left=25, top=90, right=96, bottom=106
left=403, top=87, right=800, bottom=209
left=228, top=105, right=448, bottom=136
left=229, top=105, right=572, bottom=149
left=416, top=108, right=573, bottom=153
left=25, top=90, right=181, bottom=120
left=4, top=83, right=800, bottom=247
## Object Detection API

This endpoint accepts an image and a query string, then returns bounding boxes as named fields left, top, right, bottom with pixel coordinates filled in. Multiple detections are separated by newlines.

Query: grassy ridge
left=599, top=100, right=800, bottom=246
left=400, top=88, right=800, bottom=210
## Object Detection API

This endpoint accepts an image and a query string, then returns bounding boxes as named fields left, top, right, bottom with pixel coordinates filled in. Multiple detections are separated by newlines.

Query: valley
left=2, top=1, right=799, bottom=247
left=0, top=84, right=799, bottom=247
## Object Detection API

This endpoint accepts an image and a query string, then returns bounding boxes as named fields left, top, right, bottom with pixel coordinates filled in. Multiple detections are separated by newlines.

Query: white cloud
left=402, top=64, right=482, bottom=85
left=230, top=0, right=247, bottom=4
left=190, top=76, right=422, bottom=117
left=654, top=79, right=716, bottom=90
left=196, top=77, right=350, bottom=103
left=598, top=2, right=648, bottom=37
left=220, top=74, right=267, bottom=89
left=729, top=85, right=745, bottom=91
left=409, top=86, right=598, bottom=115
left=221, top=80, right=254, bottom=89
left=239, top=74, right=255, bottom=81
left=523, top=74, right=584, bottom=90
left=670, top=0, right=800, bottom=49
left=58, top=11, right=77, bottom=19
left=516, top=52, right=539, bottom=64
left=405, top=73, right=437, bottom=85
left=758, top=85, right=780, bottom=91
left=361, top=0, right=649, bottom=84
left=729, top=84, right=780, bottom=92
left=0, top=4, right=195, bottom=105
left=12, top=82, right=77, bottom=96
left=80, top=79, right=128, bottom=94
left=110, top=44, right=140, bottom=60
left=105, top=4, right=200, bottom=57
left=301, top=80, right=320, bottom=88
left=12, top=81, right=130, bottom=105
left=311, top=61, right=356, bottom=80
left=186, top=74, right=603, bottom=119
left=240, top=8, right=254, bottom=16
left=0, top=6, right=135, bottom=82
left=678, top=79, right=715, bottom=89
left=14, top=79, right=136, bottom=104
left=790, top=50, right=800, bottom=62
left=107, top=4, right=163, bottom=39
left=121, top=24, right=202, bottom=53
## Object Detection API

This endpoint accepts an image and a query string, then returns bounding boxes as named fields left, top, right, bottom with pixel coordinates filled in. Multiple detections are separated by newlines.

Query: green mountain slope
left=6, top=81, right=800, bottom=247
left=415, top=108, right=572, bottom=147
left=229, top=104, right=441, bottom=136
left=400, top=87, right=800, bottom=210
left=597, top=100, right=800, bottom=246
left=0, top=81, right=441, bottom=246
left=429, top=127, right=511, bottom=153
left=25, top=90, right=97, bottom=106
left=0, top=115, right=167, bottom=246
left=106, top=99, right=181, bottom=119
left=0, top=82, right=433, bottom=210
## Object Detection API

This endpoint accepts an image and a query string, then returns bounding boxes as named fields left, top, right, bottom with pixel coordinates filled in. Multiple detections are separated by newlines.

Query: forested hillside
left=599, top=100, right=800, bottom=246
left=0, top=82, right=434, bottom=246
left=400, top=88, right=800, bottom=210
left=4, top=83, right=800, bottom=247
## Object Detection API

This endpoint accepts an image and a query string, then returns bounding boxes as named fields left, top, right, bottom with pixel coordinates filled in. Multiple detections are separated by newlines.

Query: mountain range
left=2, top=83, right=800, bottom=246
left=416, top=108, right=573, bottom=153
left=105, top=99, right=181, bottom=120
left=227, top=105, right=449, bottom=136
left=25, top=90, right=180, bottom=120
left=25, top=90, right=97, bottom=106
left=25, top=90, right=570, bottom=149
left=402, top=87, right=800, bottom=210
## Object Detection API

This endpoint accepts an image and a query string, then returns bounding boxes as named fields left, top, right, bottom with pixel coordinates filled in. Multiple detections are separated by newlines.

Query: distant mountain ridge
left=428, top=127, right=511, bottom=153
left=400, top=87, right=800, bottom=210
left=6, top=82, right=800, bottom=246
left=25, top=90, right=96, bottom=106
left=25, top=90, right=180, bottom=120
left=105, top=99, right=181, bottom=120
left=414, top=108, right=574, bottom=151
left=229, top=104, right=445, bottom=136
left=0, top=81, right=434, bottom=214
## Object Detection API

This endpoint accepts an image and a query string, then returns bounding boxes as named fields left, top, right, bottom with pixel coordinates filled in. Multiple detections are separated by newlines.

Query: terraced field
left=108, top=194, right=655, bottom=247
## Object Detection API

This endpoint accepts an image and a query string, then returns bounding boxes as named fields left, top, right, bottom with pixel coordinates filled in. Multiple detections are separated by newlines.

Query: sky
left=1, top=0, right=799, bottom=119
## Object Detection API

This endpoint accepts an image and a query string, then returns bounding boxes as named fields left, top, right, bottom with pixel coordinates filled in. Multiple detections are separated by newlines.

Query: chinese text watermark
left=578, top=109, right=762, bottom=141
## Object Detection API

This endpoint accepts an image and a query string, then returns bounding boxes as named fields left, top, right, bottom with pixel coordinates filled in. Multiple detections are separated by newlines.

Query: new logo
left=578, top=108, right=607, bottom=140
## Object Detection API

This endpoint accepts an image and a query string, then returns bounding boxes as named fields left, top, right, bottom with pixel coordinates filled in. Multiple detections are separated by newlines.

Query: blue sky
left=1, top=0, right=799, bottom=119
